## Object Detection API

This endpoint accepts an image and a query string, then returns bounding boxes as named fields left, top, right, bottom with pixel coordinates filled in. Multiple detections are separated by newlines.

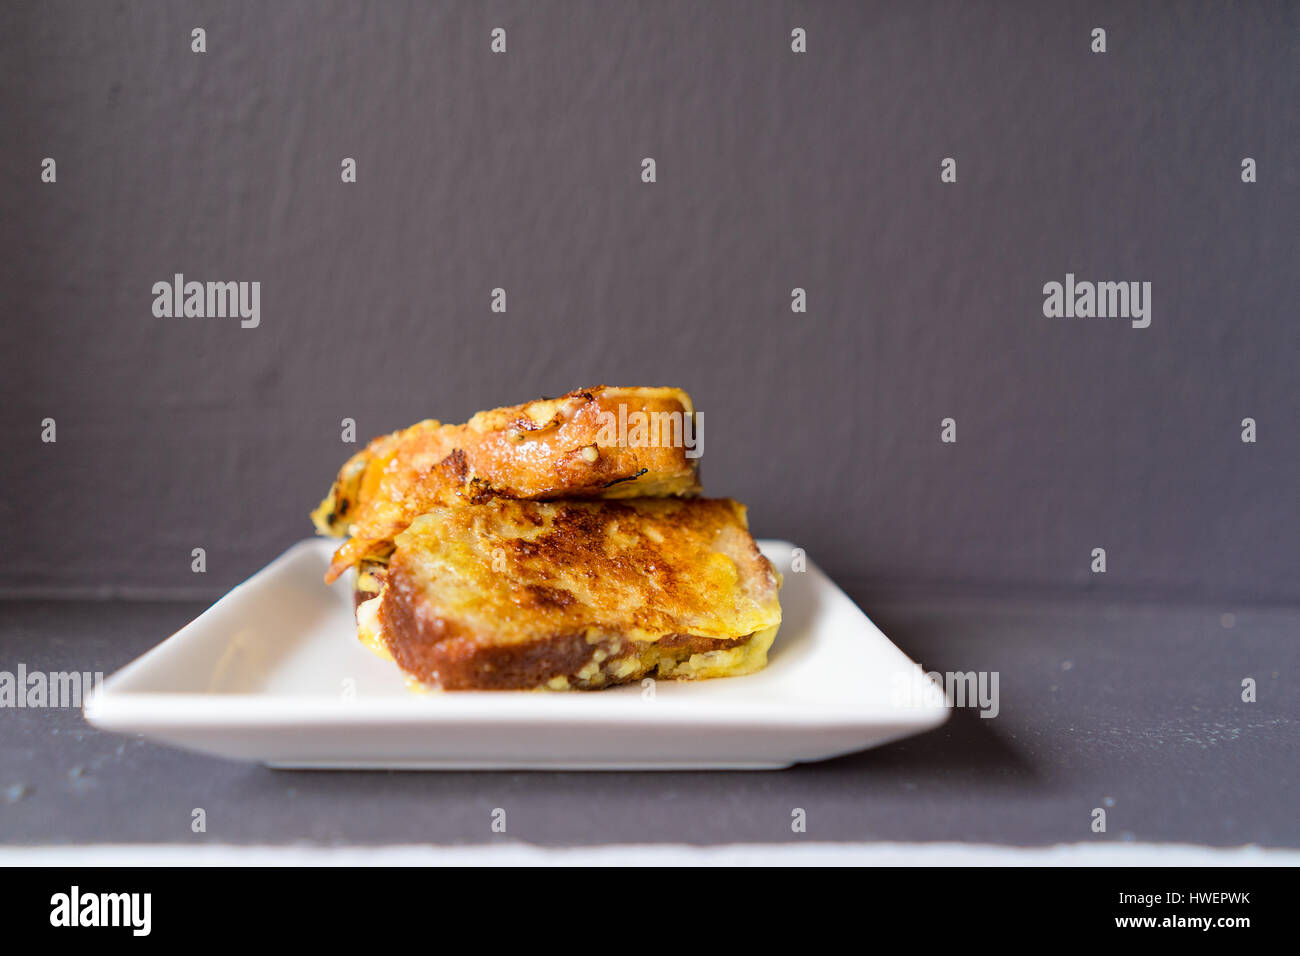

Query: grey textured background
left=2, top=0, right=1297, bottom=603
left=4, top=596, right=1297, bottom=847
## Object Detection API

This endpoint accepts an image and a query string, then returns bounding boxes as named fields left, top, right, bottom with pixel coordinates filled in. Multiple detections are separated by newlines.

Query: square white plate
left=85, top=540, right=949, bottom=770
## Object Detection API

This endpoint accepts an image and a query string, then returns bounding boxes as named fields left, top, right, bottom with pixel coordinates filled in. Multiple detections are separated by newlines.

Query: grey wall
left=2, top=1, right=1296, bottom=603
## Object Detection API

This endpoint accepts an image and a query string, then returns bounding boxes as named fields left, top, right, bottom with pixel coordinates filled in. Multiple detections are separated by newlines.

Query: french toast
left=359, top=497, right=782, bottom=690
left=312, top=386, right=702, bottom=582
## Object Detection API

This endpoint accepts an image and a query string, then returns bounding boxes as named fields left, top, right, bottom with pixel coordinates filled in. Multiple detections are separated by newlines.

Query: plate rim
left=83, top=537, right=951, bottom=752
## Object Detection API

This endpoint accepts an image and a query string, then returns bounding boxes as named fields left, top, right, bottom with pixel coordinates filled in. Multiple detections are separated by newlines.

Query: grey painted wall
left=2, top=1, right=1297, bottom=603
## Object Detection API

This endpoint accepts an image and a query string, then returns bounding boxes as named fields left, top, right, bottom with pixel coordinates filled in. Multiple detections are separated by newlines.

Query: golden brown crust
left=312, top=386, right=702, bottom=582
left=374, top=497, right=781, bottom=690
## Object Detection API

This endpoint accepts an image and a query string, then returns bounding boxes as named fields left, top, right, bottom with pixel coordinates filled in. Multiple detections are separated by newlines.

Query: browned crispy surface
left=312, top=386, right=702, bottom=582
left=372, top=497, right=781, bottom=690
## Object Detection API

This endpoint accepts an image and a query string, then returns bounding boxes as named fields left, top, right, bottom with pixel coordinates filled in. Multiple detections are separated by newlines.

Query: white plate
left=85, top=540, right=949, bottom=770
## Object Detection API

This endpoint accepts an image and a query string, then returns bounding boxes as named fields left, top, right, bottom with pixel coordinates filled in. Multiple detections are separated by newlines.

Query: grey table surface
left=0, top=592, right=1295, bottom=849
